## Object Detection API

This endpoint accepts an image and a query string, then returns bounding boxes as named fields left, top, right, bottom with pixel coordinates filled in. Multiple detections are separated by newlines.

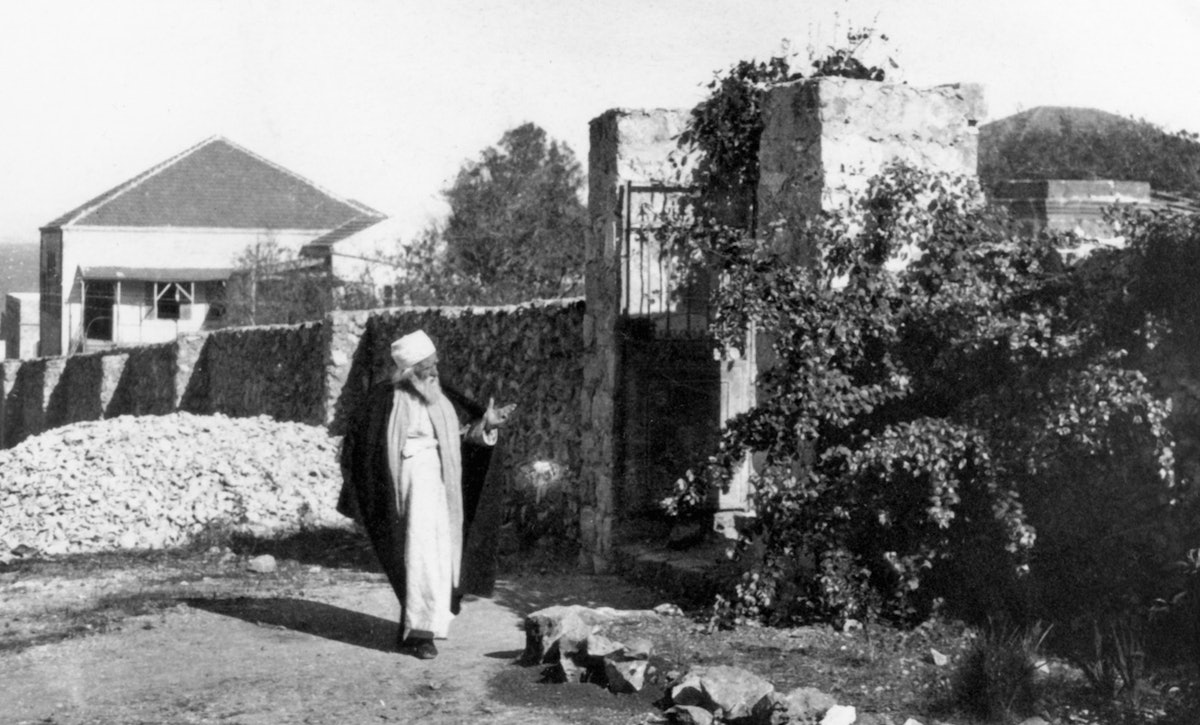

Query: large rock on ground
left=522, top=604, right=659, bottom=664
left=670, top=665, right=776, bottom=722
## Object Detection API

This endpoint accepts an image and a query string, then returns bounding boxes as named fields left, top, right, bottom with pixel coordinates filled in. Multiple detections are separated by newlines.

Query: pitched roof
left=299, top=215, right=388, bottom=257
left=44, top=136, right=385, bottom=230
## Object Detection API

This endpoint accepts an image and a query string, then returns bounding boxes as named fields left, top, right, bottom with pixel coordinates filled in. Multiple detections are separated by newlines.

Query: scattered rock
left=668, top=704, right=715, bottom=725
left=654, top=602, right=684, bottom=617
left=522, top=605, right=659, bottom=664
left=584, top=633, right=623, bottom=659
left=247, top=554, right=277, bottom=573
left=821, top=705, right=856, bottom=725
left=552, top=655, right=588, bottom=684
left=0, top=413, right=345, bottom=557
left=670, top=665, right=775, bottom=721
left=929, top=648, right=949, bottom=666
left=782, top=686, right=838, bottom=720
left=605, top=658, right=649, bottom=694
left=623, top=637, right=653, bottom=660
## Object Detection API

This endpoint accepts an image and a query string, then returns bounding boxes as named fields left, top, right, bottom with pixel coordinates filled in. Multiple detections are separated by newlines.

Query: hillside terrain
left=979, top=105, right=1200, bottom=195
left=0, top=241, right=38, bottom=301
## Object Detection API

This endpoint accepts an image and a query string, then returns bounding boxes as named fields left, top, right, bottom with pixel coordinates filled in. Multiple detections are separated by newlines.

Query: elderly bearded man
left=338, top=330, right=515, bottom=659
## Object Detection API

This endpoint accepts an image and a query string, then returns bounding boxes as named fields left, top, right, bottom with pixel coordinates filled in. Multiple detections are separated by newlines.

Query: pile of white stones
left=0, top=413, right=346, bottom=557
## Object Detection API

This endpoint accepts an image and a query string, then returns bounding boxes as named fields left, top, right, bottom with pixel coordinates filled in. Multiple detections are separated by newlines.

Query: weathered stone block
left=758, top=77, right=985, bottom=262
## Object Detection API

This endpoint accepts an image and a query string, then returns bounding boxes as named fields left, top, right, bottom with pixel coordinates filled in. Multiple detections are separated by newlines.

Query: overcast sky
left=1, top=0, right=1196, bottom=246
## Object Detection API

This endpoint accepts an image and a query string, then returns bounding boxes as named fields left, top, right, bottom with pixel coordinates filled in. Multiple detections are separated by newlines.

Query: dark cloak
left=337, top=380, right=503, bottom=616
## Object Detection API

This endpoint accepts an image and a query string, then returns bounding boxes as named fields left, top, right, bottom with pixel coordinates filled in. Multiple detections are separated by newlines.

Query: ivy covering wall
left=339, top=300, right=587, bottom=546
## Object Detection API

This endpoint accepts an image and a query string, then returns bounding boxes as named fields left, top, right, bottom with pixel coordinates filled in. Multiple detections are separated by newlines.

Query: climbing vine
left=664, top=34, right=1193, bottom=651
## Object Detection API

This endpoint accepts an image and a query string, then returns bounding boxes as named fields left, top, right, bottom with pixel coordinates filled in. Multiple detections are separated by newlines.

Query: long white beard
left=410, top=376, right=443, bottom=404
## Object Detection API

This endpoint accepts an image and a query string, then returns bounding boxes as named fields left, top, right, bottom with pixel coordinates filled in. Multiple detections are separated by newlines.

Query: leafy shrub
left=952, top=622, right=1049, bottom=721
left=658, top=30, right=1200, bottom=644
left=666, top=155, right=1184, bottom=632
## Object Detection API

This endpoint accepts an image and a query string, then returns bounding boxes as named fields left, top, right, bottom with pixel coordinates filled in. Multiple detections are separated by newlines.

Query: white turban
left=391, top=330, right=436, bottom=374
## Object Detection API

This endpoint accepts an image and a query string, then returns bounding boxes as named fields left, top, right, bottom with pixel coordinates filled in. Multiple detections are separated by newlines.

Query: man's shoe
left=399, top=637, right=438, bottom=660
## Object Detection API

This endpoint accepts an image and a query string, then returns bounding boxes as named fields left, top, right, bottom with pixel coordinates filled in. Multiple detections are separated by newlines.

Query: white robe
left=387, top=388, right=495, bottom=640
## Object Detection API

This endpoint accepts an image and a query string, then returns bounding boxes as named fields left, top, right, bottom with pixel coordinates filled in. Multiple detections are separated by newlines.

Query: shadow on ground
left=489, top=573, right=664, bottom=621
left=187, top=597, right=396, bottom=653
left=224, top=527, right=381, bottom=572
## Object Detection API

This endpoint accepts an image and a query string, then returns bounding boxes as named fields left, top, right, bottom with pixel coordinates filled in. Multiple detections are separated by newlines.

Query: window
left=150, top=282, right=194, bottom=320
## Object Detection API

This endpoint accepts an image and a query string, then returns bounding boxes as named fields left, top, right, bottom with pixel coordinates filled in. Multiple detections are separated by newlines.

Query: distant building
left=2, top=292, right=40, bottom=359
left=989, top=179, right=1153, bottom=238
left=299, top=216, right=410, bottom=305
left=990, top=179, right=1199, bottom=234
left=38, top=136, right=384, bottom=355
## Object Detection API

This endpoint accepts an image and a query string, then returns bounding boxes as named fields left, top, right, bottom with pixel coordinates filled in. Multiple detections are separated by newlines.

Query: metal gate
left=619, top=182, right=709, bottom=335
left=616, top=182, right=721, bottom=516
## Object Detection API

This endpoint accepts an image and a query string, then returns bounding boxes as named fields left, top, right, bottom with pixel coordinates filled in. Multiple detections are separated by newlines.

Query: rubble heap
left=0, top=413, right=346, bottom=557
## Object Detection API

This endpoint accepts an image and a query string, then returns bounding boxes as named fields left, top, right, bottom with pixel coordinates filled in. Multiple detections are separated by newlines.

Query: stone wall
left=2, top=301, right=585, bottom=461
left=179, top=323, right=327, bottom=424
left=2, top=339, right=188, bottom=448
left=327, top=302, right=586, bottom=507
left=757, top=77, right=985, bottom=263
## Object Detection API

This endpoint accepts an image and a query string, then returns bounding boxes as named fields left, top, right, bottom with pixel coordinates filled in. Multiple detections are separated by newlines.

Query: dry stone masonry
left=0, top=412, right=344, bottom=557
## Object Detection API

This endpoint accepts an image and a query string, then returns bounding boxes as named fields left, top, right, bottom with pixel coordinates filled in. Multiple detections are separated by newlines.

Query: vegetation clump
left=663, top=33, right=1200, bottom=723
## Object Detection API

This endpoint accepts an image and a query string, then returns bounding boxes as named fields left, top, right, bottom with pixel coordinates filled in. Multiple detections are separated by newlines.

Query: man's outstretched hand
left=483, top=398, right=516, bottom=431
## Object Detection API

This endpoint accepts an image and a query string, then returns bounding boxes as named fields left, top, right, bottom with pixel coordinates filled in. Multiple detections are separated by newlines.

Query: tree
left=435, top=123, right=587, bottom=304
left=214, top=236, right=333, bottom=327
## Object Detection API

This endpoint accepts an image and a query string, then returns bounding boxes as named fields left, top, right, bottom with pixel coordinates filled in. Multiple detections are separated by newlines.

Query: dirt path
left=1, top=571, right=667, bottom=725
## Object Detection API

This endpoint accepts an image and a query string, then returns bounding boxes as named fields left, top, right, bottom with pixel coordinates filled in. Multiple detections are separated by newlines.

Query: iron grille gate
left=618, top=181, right=709, bottom=336
left=616, top=182, right=722, bottom=515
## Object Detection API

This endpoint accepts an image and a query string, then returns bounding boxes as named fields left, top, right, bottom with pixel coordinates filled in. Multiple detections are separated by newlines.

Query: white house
left=299, top=216, right=412, bottom=305
left=38, top=136, right=384, bottom=355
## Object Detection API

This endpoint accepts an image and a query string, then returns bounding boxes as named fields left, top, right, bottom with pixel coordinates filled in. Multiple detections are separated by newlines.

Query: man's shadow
left=187, top=597, right=396, bottom=653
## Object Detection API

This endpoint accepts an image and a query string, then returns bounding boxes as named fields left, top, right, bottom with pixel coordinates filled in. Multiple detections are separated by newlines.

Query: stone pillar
left=714, top=343, right=755, bottom=536
left=174, top=333, right=207, bottom=411
left=582, top=108, right=695, bottom=572
left=99, top=353, right=128, bottom=415
left=323, top=309, right=372, bottom=434
left=757, top=77, right=985, bottom=262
